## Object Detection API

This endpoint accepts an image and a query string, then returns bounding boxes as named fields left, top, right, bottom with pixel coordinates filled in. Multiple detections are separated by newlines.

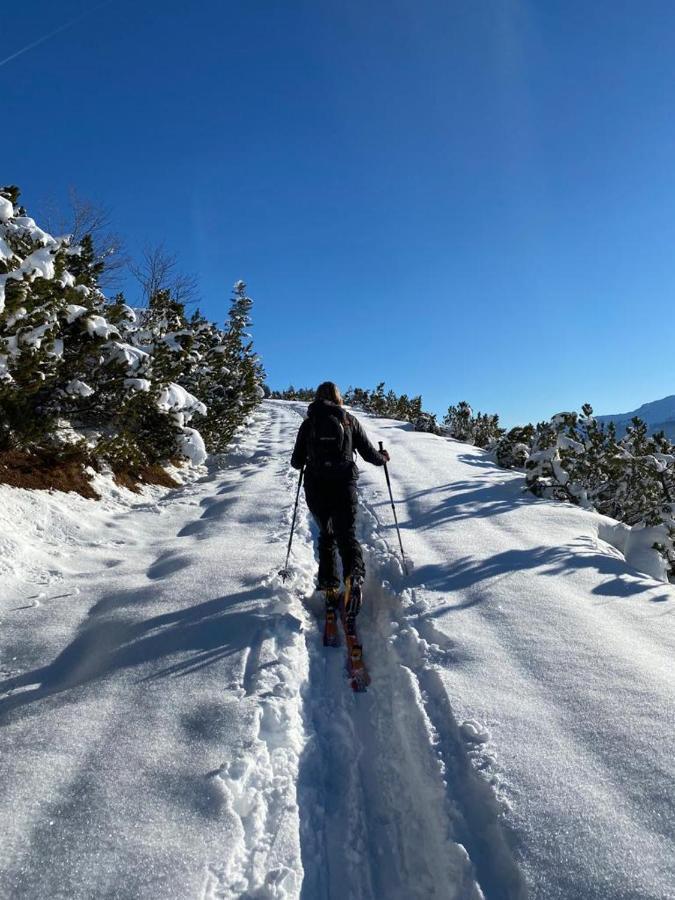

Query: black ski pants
left=304, top=474, right=364, bottom=589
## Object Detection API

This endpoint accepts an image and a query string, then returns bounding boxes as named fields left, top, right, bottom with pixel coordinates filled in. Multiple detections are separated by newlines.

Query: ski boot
left=342, top=577, right=370, bottom=691
left=344, top=575, right=363, bottom=630
left=323, top=587, right=340, bottom=647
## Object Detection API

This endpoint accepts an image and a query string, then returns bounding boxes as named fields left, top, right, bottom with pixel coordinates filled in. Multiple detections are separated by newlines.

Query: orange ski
left=341, top=580, right=370, bottom=692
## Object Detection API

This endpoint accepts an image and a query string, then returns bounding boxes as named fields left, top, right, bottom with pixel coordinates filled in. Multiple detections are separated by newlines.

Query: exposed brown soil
left=111, top=463, right=179, bottom=493
left=0, top=449, right=99, bottom=499
left=0, top=450, right=180, bottom=499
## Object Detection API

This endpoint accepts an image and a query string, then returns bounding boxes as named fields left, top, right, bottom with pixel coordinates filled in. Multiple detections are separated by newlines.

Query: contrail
left=0, top=1, right=114, bottom=69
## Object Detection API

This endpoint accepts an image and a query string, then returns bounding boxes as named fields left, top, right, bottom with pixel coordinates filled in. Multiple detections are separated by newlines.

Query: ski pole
left=280, top=465, right=304, bottom=580
left=378, top=442, right=409, bottom=576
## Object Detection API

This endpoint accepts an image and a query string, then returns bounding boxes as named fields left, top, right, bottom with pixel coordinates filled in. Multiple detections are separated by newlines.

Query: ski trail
left=356, top=500, right=527, bottom=900
left=274, top=403, right=484, bottom=900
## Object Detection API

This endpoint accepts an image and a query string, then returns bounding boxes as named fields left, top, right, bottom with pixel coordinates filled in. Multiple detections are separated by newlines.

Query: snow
left=178, top=426, right=207, bottom=465
left=84, top=315, right=118, bottom=340
left=59, top=271, right=76, bottom=289
left=18, top=247, right=57, bottom=282
left=65, top=304, right=88, bottom=324
left=20, top=322, right=54, bottom=349
left=0, top=195, right=14, bottom=222
left=0, top=235, right=14, bottom=260
left=598, top=518, right=671, bottom=581
left=0, top=401, right=673, bottom=899
left=11, top=217, right=56, bottom=247
left=64, top=379, right=94, bottom=398
left=157, top=383, right=207, bottom=421
left=123, top=377, right=151, bottom=393
left=0, top=210, right=61, bottom=313
left=105, top=341, right=150, bottom=371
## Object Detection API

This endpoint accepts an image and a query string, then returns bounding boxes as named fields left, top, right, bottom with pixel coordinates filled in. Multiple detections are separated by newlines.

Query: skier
left=290, top=382, right=389, bottom=629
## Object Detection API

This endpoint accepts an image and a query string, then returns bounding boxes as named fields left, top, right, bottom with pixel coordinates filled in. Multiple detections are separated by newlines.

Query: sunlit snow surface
left=0, top=401, right=673, bottom=899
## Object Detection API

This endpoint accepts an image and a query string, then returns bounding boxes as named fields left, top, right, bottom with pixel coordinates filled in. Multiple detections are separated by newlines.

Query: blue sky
left=3, top=0, right=675, bottom=425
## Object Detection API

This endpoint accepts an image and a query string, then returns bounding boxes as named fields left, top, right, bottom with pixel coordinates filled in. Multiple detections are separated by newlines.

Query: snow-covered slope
left=1, top=400, right=673, bottom=899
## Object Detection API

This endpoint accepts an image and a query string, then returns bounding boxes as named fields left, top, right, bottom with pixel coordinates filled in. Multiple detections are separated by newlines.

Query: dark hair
left=315, top=381, right=343, bottom=405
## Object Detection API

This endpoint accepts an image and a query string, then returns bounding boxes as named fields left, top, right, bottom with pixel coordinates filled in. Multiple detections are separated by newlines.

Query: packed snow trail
left=0, top=400, right=674, bottom=899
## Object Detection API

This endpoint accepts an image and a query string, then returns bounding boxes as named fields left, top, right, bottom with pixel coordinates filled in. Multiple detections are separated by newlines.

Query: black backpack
left=306, top=410, right=352, bottom=476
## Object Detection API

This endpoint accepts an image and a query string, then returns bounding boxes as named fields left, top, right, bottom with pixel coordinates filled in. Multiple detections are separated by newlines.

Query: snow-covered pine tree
left=472, top=412, right=503, bottom=448
left=0, top=188, right=261, bottom=479
left=414, top=412, right=442, bottom=434
left=443, top=401, right=474, bottom=441
left=0, top=187, right=120, bottom=451
left=610, top=417, right=668, bottom=527
left=408, top=395, right=423, bottom=421
left=525, top=411, right=581, bottom=502
left=494, top=424, right=535, bottom=469
left=343, top=386, right=371, bottom=410
left=369, top=383, right=387, bottom=416
left=190, top=281, right=264, bottom=452
left=343, top=384, right=425, bottom=424
left=393, top=393, right=411, bottom=421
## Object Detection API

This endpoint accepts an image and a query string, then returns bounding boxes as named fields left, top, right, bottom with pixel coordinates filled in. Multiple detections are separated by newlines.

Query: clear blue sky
left=3, top=0, right=675, bottom=426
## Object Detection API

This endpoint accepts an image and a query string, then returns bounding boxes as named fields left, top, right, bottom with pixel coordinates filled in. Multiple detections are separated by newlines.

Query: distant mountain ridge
left=596, top=395, right=675, bottom=440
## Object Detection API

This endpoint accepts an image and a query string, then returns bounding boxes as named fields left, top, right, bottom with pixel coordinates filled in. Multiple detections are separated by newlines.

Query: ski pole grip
left=379, top=441, right=384, bottom=452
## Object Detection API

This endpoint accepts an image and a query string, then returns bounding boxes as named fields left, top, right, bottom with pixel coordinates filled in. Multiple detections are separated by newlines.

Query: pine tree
left=494, top=425, right=535, bottom=469
left=414, top=412, right=442, bottom=434
left=472, top=412, right=503, bottom=448
left=444, top=401, right=474, bottom=441
left=0, top=191, right=116, bottom=449
left=191, top=281, right=264, bottom=452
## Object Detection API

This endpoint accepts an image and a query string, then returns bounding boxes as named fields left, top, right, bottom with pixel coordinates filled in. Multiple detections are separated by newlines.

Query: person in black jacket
left=291, top=381, right=389, bottom=616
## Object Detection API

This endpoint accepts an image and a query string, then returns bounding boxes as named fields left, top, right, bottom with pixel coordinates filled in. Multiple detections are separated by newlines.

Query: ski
left=319, top=585, right=369, bottom=691
left=341, top=582, right=370, bottom=692
left=323, top=589, right=340, bottom=647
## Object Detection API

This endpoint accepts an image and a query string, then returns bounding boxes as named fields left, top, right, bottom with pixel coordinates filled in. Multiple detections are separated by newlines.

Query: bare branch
left=128, top=243, right=199, bottom=308
left=40, top=187, right=128, bottom=290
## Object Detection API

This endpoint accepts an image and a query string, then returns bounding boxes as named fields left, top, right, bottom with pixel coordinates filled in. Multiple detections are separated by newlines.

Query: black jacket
left=291, top=400, right=386, bottom=479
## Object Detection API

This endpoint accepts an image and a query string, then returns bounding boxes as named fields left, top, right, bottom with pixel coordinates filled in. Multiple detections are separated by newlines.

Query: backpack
left=306, top=410, right=352, bottom=476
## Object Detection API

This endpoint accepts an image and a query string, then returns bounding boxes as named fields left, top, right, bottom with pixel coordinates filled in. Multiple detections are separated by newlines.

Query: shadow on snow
left=406, top=538, right=671, bottom=608
left=0, top=585, right=299, bottom=720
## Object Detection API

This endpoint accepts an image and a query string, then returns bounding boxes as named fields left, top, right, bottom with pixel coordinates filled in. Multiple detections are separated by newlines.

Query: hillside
left=0, top=400, right=673, bottom=900
left=597, top=394, right=675, bottom=438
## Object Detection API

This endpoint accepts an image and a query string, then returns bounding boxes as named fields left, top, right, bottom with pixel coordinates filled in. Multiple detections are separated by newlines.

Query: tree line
left=270, top=383, right=675, bottom=580
left=0, top=186, right=264, bottom=489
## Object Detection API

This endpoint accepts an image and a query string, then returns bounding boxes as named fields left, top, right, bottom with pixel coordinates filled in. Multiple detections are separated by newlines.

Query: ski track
left=282, top=401, right=496, bottom=900
left=1, top=399, right=673, bottom=898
